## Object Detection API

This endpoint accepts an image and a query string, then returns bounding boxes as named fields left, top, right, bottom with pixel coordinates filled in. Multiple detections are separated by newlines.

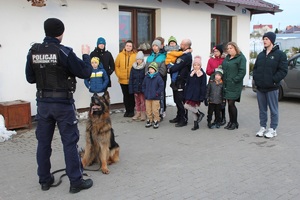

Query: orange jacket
left=115, top=49, right=137, bottom=84
left=165, top=50, right=183, bottom=65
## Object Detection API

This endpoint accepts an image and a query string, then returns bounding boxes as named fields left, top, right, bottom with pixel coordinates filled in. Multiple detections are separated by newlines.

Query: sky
left=250, top=0, right=299, bottom=31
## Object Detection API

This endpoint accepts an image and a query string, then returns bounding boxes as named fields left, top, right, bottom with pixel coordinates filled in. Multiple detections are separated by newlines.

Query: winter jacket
left=169, top=51, right=193, bottom=90
left=164, top=45, right=183, bottom=65
left=142, top=72, right=164, bottom=100
left=146, top=51, right=167, bottom=77
left=206, top=56, right=224, bottom=76
left=253, top=45, right=288, bottom=92
left=206, top=79, right=224, bottom=104
left=222, top=52, right=246, bottom=100
left=184, top=68, right=207, bottom=102
left=84, top=63, right=109, bottom=93
left=90, top=47, right=115, bottom=87
left=129, top=62, right=146, bottom=94
left=115, top=49, right=137, bottom=84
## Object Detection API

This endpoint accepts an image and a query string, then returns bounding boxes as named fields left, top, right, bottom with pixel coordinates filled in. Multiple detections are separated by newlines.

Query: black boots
left=191, top=121, right=199, bottom=131
left=224, top=122, right=232, bottom=129
left=227, top=122, right=239, bottom=130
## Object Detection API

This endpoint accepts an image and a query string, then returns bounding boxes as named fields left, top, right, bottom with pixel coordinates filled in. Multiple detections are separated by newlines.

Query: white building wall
left=0, top=0, right=251, bottom=115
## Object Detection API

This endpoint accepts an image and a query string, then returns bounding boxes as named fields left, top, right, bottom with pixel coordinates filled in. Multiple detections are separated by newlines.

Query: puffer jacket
left=206, top=79, right=224, bottom=104
left=253, top=45, right=288, bottom=92
left=115, top=49, right=137, bottom=84
left=142, top=72, right=164, bottom=100
left=84, top=63, right=109, bottom=93
left=222, top=52, right=246, bottom=100
left=129, top=62, right=146, bottom=94
left=206, top=56, right=224, bottom=76
left=146, top=51, right=167, bottom=77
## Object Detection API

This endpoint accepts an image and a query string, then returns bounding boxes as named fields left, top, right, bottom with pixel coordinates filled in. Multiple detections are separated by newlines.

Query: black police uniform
left=169, top=51, right=192, bottom=125
left=25, top=37, right=92, bottom=187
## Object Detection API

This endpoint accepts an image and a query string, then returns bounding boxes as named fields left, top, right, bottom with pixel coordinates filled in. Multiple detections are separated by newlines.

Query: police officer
left=25, top=18, right=93, bottom=193
left=168, top=39, right=193, bottom=127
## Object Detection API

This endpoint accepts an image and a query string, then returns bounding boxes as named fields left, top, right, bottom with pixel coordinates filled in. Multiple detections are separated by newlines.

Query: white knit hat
left=136, top=51, right=144, bottom=60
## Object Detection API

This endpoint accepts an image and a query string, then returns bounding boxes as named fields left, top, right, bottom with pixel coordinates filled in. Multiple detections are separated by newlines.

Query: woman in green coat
left=222, top=42, right=246, bottom=130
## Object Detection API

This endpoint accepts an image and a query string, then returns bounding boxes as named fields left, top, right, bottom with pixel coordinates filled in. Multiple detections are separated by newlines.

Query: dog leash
left=49, top=168, right=90, bottom=188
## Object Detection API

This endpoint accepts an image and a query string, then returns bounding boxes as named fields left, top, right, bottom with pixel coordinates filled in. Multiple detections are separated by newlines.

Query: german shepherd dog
left=81, top=91, right=120, bottom=174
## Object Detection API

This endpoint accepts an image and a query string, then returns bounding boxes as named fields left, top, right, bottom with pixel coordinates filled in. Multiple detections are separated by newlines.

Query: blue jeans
left=256, top=90, right=279, bottom=130
left=35, top=102, right=83, bottom=186
left=167, top=64, right=178, bottom=83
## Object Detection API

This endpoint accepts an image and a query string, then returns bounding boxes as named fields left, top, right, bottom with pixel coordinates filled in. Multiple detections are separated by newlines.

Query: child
left=129, top=51, right=146, bottom=121
left=164, top=36, right=191, bottom=90
left=142, top=62, right=164, bottom=129
left=183, top=56, right=206, bottom=131
left=84, top=57, right=109, bottom=98
left=205, top=68, right=224, bottom=129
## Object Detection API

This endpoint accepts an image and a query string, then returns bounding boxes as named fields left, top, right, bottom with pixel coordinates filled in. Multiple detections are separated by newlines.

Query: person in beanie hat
left=129, top=51, right=146, bottom=121
left=206, top=44, right=224, bottom=76
left=146, top=39, right=167, bottom=121
left=262, top=32, right=276, bottom=45
left=25, top=18, right=93, bottom=193
left=205, top=67, right=224, bottom=129
left=90, top=36, right=115, bottom=89
left=253, top=31, right=287, bottom=138
left=44, top=18, right=65, bottom=37
left=142, top=62, right=164, bottom=129
left=84, top=57, right=109, bottom=96
left=165, top=36, right=192, bottom=90
left=183, top=55, right=206, bottom=131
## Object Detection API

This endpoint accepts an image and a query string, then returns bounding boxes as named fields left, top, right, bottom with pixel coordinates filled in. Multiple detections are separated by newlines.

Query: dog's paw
left=101, top=168, right=110, bottom=174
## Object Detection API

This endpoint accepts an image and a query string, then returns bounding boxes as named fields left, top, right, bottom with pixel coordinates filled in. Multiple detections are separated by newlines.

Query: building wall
left=0, top=0, right=251, bottom=115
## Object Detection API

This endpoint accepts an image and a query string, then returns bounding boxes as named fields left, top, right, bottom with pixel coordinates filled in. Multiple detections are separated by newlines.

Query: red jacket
left=206, top=56, right=224, bottom=76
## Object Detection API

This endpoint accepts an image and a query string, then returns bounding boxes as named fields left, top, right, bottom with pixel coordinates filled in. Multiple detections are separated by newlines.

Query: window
left=119, top=6, right=155, bottom=54
left=211, top=15, right=232, bottom=50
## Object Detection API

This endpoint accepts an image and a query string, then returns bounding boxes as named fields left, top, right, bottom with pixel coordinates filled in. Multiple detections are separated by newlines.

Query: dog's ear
left=103, top=91, right=110, bottom=104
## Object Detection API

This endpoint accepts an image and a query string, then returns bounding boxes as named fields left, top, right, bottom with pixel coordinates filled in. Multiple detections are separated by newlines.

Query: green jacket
left=222, top=53, right=246, bottom=100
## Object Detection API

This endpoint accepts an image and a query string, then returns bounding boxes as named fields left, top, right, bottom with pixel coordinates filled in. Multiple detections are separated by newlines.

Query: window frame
left=211, top=14, right=232, bottom=50
left=119, top=6, right=156, bottom=54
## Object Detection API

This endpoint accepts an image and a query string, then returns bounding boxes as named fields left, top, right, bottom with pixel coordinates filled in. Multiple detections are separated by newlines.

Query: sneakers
left=256, top=127, right=266, bottom=137
left=145, top=120, right=152, bottom=128
left=69, top=179, right=93, bottom=194
left=153, top=121, right=159, bottom=129
left=41, top=175, right=54, bottom=191
left=264, top=128, right=277, bottom=138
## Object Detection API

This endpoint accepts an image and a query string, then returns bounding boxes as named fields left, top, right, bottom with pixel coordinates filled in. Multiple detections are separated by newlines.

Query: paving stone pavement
left=1, top=88, right=300, bottom=200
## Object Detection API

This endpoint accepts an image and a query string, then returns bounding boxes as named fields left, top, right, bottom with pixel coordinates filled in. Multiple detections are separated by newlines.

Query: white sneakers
left=264, top=128, right=277, bottom=138
left=256, top=127, right=277, bottom=138
left=256, top=127, right=266, bottom=137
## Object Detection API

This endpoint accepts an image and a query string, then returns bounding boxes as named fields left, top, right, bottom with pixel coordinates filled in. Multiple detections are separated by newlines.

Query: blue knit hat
left=97, top=37, right=106, bottom=46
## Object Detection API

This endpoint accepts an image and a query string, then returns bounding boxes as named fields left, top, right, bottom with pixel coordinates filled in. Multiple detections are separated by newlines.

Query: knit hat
left=213, top=44, right=223, bottom=55
left=136, top=51, right=144, bottom=60
left=168, top=36, right=177, bottom=45
left=148, top=62, right=158, bottom=72
left=97, top=37, right=106, bottom=46
left=44, top=18, right=65, bottom=37
left=263, top=32, right=276, bottom=45
left=91, top=57, right=100, bottom=64
left=215, top=68, right=223, bottom=76
left=152, top=39, right=161, bottom=48
left=193, top=55, right=202, bottom=66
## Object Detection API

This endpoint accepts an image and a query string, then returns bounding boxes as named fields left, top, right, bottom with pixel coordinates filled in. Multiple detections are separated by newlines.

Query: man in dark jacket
left=90, top=37, right=115, bottom=89
left=253, top=32, right=288, bottom=138
left=168, top=39, right=192, bottom=127
left=25, top=18, right=93, bottom=193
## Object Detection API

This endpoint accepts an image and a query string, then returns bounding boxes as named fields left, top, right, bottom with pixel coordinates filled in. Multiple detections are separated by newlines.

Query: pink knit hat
left=193, top=55, right=202, bottom=66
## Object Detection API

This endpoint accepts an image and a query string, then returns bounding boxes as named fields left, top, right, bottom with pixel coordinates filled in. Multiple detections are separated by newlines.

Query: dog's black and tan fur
left=81, top=91, right=120, bottom=174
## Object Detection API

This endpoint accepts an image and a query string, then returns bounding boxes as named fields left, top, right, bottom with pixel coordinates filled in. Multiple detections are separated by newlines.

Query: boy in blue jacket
left=84, top=57, right=109, bottom=97
left=142, top=62, right=164, bottom=129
